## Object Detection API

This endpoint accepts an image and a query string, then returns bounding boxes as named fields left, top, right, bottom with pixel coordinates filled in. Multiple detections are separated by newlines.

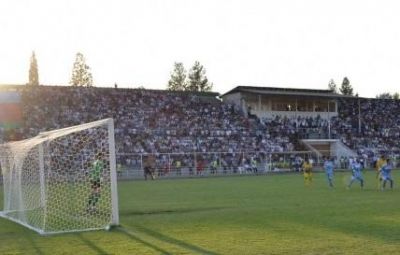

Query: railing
left=115, top=150, right=330, bottom=180
left=115, top=149, right=400, bottom=180
left=0, top=150, right=398, bottom=183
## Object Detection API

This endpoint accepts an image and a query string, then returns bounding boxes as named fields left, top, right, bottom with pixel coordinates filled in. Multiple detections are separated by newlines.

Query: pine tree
left=339, top=77, right=354, bottom=95
left=328, top=79, right=337, bottom=93
left=70, top=52, right=93, bottom=87
left=28, top=51, right=39, bottom=86
left=167, top=62, right=187, bottom=91
left=187, top=61, right=212, bottom=92
left=393, top=92, right=400, bottom=100
left=376, top=93, right=392, bottom=99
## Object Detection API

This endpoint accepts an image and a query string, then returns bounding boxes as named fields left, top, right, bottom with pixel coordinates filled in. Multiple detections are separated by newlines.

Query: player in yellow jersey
left=302, top=157, right=313, bottom=187
left=376, top=155, right=386, bottom=188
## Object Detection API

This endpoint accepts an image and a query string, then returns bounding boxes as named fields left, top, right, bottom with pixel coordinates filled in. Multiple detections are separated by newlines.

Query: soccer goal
left=0, top=118, right=119, bottom=235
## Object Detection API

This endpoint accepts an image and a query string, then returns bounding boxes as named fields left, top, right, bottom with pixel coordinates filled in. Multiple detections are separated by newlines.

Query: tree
left=28, top=51, right=39, bottom=86
left=328, top=79, right=337, bottom=93
left=393, top=92, right=400, bottom=100
left=376, top=93, right=392, bottom=99
left=187, top=61, right=212, bottom=92
left=70, top=52, right=93, bottom=87
left=167, top=62, right=187, bottom=91
left=339, top=77, right=354, bottom=95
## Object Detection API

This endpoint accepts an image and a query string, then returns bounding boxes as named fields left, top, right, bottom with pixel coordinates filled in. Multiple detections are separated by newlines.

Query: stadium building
left=221, top=85, right=348, bottom=120
left=221, top=86, right=358, bottom=158
left=0, top=84, right=398, bottom=178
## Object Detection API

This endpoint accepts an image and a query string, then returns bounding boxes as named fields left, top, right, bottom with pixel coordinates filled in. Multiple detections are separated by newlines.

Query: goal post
left=0, top=118, right=119, bottom=235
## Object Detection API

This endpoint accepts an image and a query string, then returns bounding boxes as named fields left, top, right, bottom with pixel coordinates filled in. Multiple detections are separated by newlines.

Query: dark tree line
left=26, top=51, right=93, bottom=87
left=328, top=77, right=354, bottom=95
left=167, top=61, right=213, bottom=92
left=25, top=52, right=398, bottom=97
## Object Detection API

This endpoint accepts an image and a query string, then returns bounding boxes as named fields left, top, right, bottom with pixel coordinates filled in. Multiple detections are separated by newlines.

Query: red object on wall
left=0, top=103, right=22, bottom=124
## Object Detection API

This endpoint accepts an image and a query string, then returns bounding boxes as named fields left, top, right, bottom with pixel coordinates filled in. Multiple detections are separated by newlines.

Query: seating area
left=17, top=86, right=294, bottom=155
left=332, top=98, right=400, bottom=159
left=1, top=86, right=399, bottom=172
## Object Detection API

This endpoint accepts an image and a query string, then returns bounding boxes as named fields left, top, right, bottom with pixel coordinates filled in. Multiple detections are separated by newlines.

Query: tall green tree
left=376, top=92, right=392, bottom=99
left=328, top=79, right=337, bottom=93
left=393, top=92, right=400, bottom=100
left=339, top=77, right=354, bottom=95
left=28, top=51, right=39, bottom=86
left=70, top=52, right=93, bottom=87
left=187, top=61, right=212, bottom=92
left=167, top=62, right=187, bottom=91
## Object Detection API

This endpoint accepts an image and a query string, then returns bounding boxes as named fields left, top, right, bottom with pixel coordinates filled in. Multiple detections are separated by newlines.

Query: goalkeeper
left=87, top=152, right=105, bottom=212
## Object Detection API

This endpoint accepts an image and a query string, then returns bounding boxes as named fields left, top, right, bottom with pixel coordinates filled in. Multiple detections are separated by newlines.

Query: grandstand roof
left=221, top=86, right=355, bottom=98
left=0, top=84, right=220, bottom=97
left=0, top=84, right=25, bottom=91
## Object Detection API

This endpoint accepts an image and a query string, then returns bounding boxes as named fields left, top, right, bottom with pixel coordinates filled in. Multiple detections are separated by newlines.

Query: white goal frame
left=0, top=118, right=119, bottom=235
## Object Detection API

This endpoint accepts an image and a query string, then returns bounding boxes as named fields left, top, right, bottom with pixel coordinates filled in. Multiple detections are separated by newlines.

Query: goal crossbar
left=0, top=118, right=119, bottom=235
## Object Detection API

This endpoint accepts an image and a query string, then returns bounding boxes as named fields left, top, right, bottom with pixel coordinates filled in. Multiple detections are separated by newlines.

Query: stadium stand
left=19, top=86, right=294, bottom=154
left=332, top=97, right=400, bottom=160
left=3, top=86, right=296, bottom=175
left=1, top=85, right=399, bottom=175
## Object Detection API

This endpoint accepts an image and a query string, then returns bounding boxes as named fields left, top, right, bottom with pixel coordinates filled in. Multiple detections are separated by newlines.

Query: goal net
left=0, top=118, right=119, bottom=235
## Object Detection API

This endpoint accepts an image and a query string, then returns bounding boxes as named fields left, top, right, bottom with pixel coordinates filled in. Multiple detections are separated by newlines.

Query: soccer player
left=210, top=158, right=218, bottom=174
left=302, top=157, right=313, bottom=187
left=174, top=158, right=182, bottom=176
left=251, top=157, right=258, bottom=173
left=87, top=152, right=105, bottom=212
left=294, top=155, right=303, bottom=172
left=144, top=155, right=156, bottom=180
left=380, top=158, right=394, bottom=190
left=196, top=157, right=205, bottom=175
left=324, top=156, right=334, bottom=188
left=348, top=158, right=364, bottom=189
left=376, top=155, right=386, bottom=188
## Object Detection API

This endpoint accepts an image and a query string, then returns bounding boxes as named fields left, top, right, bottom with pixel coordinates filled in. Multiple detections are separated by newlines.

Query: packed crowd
left=1, top=86, right=399, bottom=173
left=259, top=98, right=400, bottom=161
left=331, top=98, right=400, bottom=159
left=262, top=115, right=331, bottom=140
left=17, top=86, right=294, bottom=157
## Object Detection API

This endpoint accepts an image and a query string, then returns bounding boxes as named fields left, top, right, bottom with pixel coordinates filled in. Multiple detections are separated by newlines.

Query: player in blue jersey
left=380, top=158, right=394, bottom=190
left=324, top=156, right=334, bottom=188
left=348, top=158, right=364, bottom=189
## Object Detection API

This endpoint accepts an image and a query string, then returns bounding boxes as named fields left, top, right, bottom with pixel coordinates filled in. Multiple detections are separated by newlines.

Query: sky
left=1, top=0, right=400, bottom=97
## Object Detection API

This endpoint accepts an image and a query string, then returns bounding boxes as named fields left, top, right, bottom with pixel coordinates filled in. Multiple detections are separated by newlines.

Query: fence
left=1, top=150, right=398, bottom=183
left=115, top=150, right=331, bottom=180
left=1, top=150, right=319, bottom=183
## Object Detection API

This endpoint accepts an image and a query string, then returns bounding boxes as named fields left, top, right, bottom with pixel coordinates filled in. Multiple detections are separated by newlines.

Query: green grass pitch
left=1, top=170, right=400, bottom=255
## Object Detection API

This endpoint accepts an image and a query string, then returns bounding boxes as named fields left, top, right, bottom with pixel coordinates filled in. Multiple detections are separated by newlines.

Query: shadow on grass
left=77, top=233, right=110, bottom=255
left=0, top=223, right=45, bottom=255
left=282, top=212, right=400, bottom=244
left=25, top=233, right=45, bottom=255
left=317, top=218, right=400, bottom=243
left=115, top=228, right=173, bottom=255
left=133, top=225, right=222, bottom=255
left=120, top=206, right=231, bottom=216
